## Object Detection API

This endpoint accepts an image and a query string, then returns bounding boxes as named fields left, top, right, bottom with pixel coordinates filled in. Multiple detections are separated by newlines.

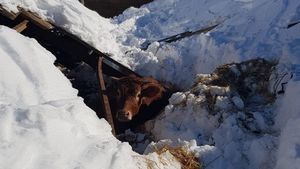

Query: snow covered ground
left=274, top=80, right=300, bottom=169
left=1, top=0, right=300, bottom=169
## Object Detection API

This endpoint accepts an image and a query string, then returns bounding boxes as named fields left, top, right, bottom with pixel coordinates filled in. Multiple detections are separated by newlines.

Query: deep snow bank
left=2, top=0, right=299, bottom=88
left=0, top=26, right=180, bottom=169
left=145, top=59, right=280, bottom=169
left=275, top=80, right=300, bottom=169
left=115, top=0, right=300, bottom=87
left=0, top=26, right=135, bottom=169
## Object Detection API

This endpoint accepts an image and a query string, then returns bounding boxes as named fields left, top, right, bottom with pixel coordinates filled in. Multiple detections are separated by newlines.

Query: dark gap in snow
left=84, top=0, right=153, bottom=18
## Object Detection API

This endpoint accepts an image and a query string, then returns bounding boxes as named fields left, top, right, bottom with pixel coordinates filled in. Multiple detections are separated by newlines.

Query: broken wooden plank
left=13, top=20, right=29, bottom=32
left=287, top=21, right=300, bottom=29
left=0, top=6, right=139, bottom=78
left=140, top=23, right=220, bottom=50
left=0, top=5, right=20, bottom=20
left=97, top=56, right=116, bottom=135
left=51, top=27, right=140, bottom=77
left=0, top=6, right=53, bottom=29
left=20, top=10, right=53, bottom=30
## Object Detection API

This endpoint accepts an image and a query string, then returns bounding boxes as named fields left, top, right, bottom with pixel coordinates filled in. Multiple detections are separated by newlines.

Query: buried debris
left=287, top=20, right=300, bottom=29
left=140, top=23, right=221, bottom=50
left=12, top=19, right=28, bottom=32
left=153, top=145, right=201, bottom=169
left=97, top=57, right=116, bottom=135
left=145, top=58, right=280, bottom=145
left=194, top=58, right=278, bottom=106
left=193, top=58, right=279, bottom=130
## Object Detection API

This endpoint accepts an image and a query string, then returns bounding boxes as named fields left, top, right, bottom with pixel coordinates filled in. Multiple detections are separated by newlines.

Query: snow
left=0, top=27, right=179, bottom=169
left=0, top=26, right=77, bottom=107
left=145, top=59, right=286, bottom=169
left=114, top=0, right=300, bottom=87
left=0, top=0, right=300, bottom=169
left=275, top=81, right=300, bottom=169
left=0, top=0, right=123, bottom=61
left=168, top=92, right=187, bottom=105
left=231, top=96, right=245, bottom=110
left=2, top=0, right=299, bottom=88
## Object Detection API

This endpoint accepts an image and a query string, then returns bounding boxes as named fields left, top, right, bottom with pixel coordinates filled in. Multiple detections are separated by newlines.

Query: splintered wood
left=97, top=57, right=116, bottom=135
left=13, top=20, right=29, bottom=32
left=0, top=5, right=53, bottom=30
left=20, top=10, right=53, bottom=30
left=0, top=6, right=20, bottom=20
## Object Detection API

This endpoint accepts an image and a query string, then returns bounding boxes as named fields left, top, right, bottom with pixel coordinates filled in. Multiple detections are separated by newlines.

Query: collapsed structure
left=0, top=6, right=169, bottom=135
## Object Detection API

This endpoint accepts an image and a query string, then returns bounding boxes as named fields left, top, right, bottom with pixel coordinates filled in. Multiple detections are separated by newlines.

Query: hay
left=194, top=58, right=277, bottom=105
left=154, top=145, right=201, bottom=169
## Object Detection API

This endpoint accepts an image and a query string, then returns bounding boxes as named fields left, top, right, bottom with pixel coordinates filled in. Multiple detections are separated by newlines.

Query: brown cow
left=107, top=75, right=165, bottom=122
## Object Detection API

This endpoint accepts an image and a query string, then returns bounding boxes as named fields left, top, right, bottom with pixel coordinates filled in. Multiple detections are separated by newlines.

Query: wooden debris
left=140, top=23, right=220, bottom=50
left=287, top=21, right=300, bottom=29
left=154, top=144, right=201, bottom=169
left=97, top=57, right=116, bottom=135
left=0, top=5, right=53, bottom=29
left=0, top=5, right=20, bottom=20
left=20, top=10, right=53, bottom=30
left=13, top=20, right=29, bottom=32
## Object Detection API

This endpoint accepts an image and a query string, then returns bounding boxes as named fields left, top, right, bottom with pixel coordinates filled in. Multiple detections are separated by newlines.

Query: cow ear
left=109, top=77, right=120, bottom=89
left=110, top=76, right=120, bottom=84
left=111, top=76, right=120, bottom=81
left=141, top=83, right=163, bottom=106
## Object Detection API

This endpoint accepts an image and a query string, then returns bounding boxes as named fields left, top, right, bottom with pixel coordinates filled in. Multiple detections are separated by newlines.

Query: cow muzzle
left=116, top=110, right=132, bottom=122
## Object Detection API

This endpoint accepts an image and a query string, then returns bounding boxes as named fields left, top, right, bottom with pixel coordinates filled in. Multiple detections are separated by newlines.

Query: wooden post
left=13, top=20, right=29, bottom=32
left=97, top=57, right=116, bottom=135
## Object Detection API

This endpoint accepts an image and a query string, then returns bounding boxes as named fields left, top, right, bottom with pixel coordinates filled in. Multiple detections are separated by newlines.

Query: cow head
left=107, top=75, right=164, bottom=122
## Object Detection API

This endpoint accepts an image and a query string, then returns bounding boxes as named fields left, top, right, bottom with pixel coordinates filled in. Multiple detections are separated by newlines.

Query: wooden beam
left=52, top=27, right=141, bottom=77
left=13, top=20, right=29, bottom=32
left=287, top=21, right=300, bottom=29
left=20, top=10, right=53, bottom=30
left=97, top=57, right=116, bottom=135
left=0, top=5, right=20, bottom=20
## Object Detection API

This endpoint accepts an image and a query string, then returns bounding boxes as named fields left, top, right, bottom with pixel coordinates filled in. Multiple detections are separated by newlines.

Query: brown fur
left=107, top=75, right=165, bottom=122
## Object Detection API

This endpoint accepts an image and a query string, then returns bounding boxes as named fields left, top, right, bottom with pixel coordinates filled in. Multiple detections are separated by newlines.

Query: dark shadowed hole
left=83, top=0, right=153, bottom=18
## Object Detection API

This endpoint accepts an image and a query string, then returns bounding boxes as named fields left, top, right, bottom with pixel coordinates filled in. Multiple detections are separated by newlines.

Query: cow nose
left=117, top=110, right=132, bottom=121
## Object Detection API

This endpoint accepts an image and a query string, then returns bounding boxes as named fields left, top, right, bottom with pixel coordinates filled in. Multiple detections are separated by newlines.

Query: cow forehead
left=118, top=78, right=142, bottom=95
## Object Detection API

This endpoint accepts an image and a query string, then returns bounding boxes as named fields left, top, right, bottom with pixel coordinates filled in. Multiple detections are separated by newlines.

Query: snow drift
left=114, top=0, right=300, bottom=87
left=3, top=0, right=300, bottom=88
